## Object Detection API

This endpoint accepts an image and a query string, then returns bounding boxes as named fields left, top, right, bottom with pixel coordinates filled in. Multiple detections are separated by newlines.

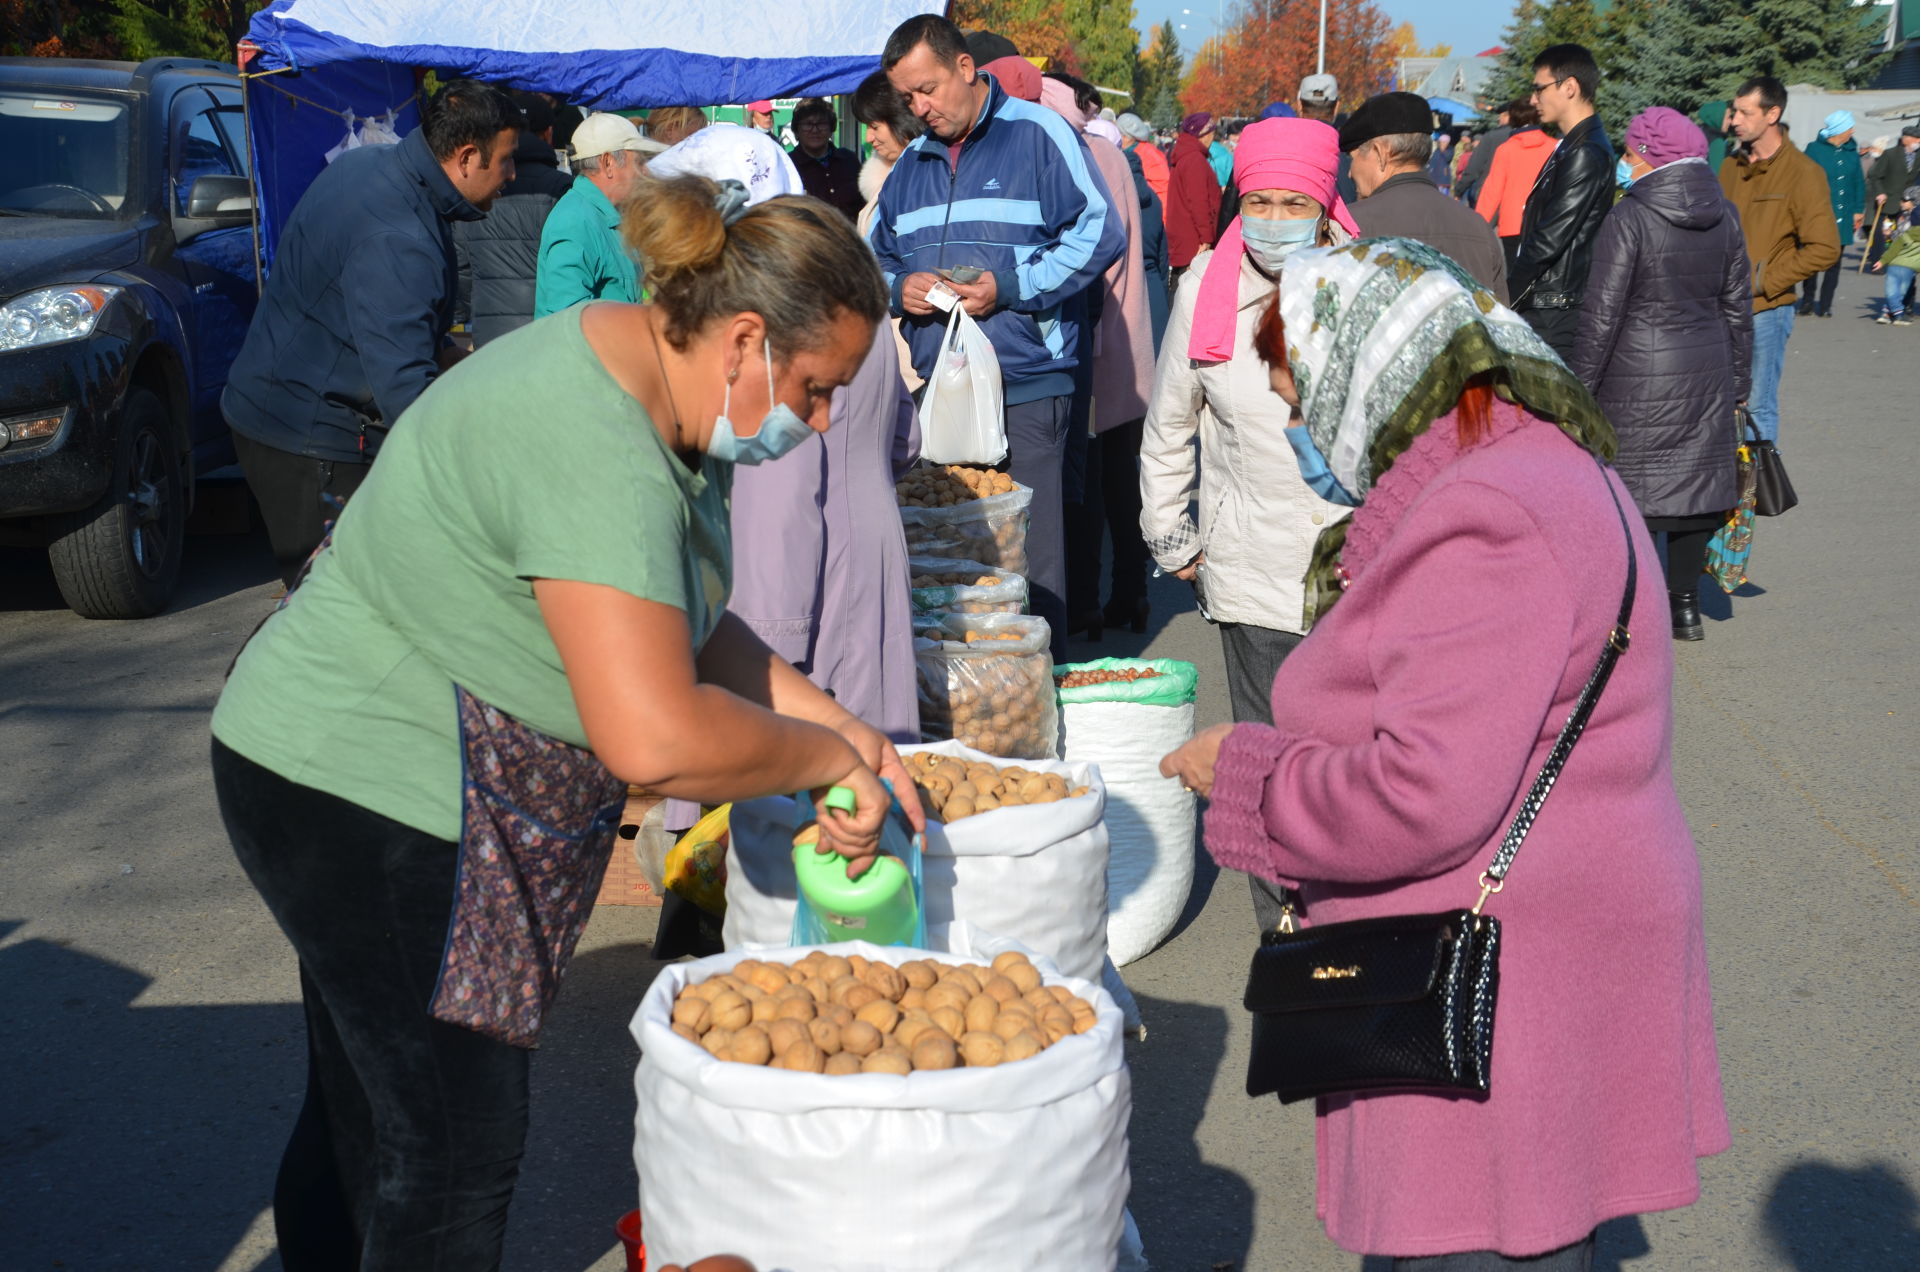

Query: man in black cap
left=1867, top=124, right=1920, bottom=262
left=1339, top=92, right=1508, bottom=301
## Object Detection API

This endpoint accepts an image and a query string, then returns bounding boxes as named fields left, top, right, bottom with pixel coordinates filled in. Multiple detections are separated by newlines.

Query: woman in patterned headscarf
left=1162, top=240, right=1728, bottom=1271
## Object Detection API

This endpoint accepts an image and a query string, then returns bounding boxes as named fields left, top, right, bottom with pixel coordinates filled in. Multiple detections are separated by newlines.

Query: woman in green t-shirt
left=210, top=174, right=920, bottom=1267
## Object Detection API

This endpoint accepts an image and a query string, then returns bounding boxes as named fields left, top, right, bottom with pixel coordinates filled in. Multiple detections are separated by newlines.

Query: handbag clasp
left=1472, top=871, right=1504, bottom=916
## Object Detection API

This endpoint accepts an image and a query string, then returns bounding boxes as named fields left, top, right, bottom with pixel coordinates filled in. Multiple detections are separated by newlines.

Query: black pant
left=1066, top=418, right=1151, bottom=623
left=1393, top=1230, right=1596, bottom=1270
left=1005, top=395, right=1071, bottom=663
left=233, top=432, right=370, bottom=587
left=1219, top=620, right=1305, bottom=933
left=1801, top=260, right=1842, bottom=314
left=1647, top=513, right=1718, bottom=594
left=212, top=740, right=530, bottom=1271
left=1520, top=306, right=1580, bottom=362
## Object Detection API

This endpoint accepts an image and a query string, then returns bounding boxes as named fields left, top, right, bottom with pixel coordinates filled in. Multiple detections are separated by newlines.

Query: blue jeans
left=1748, top=304, right=1795, bottom=445
left=1885, top=264, right=1916, bottom=315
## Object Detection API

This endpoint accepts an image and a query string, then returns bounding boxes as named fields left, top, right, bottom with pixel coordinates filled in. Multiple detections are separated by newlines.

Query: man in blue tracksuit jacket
left=874, top=14, right=1125, bottom=654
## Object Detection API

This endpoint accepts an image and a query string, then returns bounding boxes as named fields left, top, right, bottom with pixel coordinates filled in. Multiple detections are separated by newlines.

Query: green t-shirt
left=212, top=303, right=732, bottom=840
left=534, top=177, right=641, bottom=317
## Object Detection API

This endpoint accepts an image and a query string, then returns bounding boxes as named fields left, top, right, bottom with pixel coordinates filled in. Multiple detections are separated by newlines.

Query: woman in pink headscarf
left=1138, top=116, right=1362, bottom=931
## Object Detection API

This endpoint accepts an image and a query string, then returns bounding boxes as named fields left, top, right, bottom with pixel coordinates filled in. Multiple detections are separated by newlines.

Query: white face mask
left=1240, top=216, right=1320, bottom=274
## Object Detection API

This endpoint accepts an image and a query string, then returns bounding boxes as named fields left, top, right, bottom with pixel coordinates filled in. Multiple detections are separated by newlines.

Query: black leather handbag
left=1742, top=410, right=1799, bottom=517
left=1244, top=460, right=1639, bottom=1104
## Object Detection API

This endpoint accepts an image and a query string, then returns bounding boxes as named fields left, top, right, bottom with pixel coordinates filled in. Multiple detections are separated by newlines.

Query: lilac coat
left=729, top=326, right=921, bottom=742
left=1086, top=136, right=1155, bottom=431
left=1206, top=402, right=1728, bottom=1257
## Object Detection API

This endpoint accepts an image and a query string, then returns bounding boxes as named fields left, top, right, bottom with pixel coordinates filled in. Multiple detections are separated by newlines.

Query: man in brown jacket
left=1339, top=91, right=1509, bottom=302
left=1720, top=76, right=1839, bottom=444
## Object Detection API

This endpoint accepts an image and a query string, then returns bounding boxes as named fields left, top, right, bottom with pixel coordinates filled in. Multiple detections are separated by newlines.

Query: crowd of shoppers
left=214, top=20, right=1804, bottom=1269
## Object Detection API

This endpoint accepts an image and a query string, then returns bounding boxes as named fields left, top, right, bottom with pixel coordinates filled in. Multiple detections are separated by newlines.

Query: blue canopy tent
left=238, top=0, right=943, bottom=272
left=1425, top=96, right=1483, bottom=123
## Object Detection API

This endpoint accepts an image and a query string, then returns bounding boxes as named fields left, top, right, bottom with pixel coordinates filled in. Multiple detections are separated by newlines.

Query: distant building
left=1874, top=0, right=1920, bottom=91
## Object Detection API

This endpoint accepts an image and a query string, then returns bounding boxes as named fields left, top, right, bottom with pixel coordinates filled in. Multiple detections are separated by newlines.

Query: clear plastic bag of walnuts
left=897, top=465, right=1032, bottom=576
left=914, top=613, right=1057, bottom=760
left=908, top=555, right=1029, bottom=616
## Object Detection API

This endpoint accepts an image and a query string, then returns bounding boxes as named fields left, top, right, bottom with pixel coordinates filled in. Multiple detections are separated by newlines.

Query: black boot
left=1669, top=590, right=1703, bottom=641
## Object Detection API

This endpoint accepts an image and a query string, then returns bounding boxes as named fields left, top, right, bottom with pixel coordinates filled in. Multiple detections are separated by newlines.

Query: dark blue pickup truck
left=0, top=56, right=256, bottom=618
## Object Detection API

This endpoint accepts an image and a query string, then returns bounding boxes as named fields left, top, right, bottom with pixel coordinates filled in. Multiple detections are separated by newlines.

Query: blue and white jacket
left=868, top=75, right=1125, bottom=404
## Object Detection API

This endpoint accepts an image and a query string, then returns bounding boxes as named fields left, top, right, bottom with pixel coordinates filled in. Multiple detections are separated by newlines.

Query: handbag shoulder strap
left=1473, top=456, right=1638, bottom=912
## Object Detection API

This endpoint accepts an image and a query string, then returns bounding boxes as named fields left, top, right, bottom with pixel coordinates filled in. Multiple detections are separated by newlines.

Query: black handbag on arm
left=1742, top=408, right=1799, bottom=517
left=1243, top=459, right=1639, bottom=1103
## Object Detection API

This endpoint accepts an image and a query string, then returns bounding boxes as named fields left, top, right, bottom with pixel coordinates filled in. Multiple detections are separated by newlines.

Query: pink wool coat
left=1085, top=135, right=1155, bottom=431
left=1206, top=401, right=1729, bottom=1258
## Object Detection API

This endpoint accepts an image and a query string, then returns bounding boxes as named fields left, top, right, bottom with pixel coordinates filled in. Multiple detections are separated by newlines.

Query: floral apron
left=236, top=525, right=627, bottom=1050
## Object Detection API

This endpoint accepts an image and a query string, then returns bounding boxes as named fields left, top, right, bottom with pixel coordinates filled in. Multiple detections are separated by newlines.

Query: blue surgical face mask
left=1240, top=215, right=1321, bottom=273
left=707, top=337, right=813, bottom=466
left=1615, top=156, right=1636, bottom=190
left=1284, top=424, right=1359, bottom=506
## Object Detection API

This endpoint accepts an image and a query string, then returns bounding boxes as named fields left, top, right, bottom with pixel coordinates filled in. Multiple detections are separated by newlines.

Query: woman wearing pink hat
left=1139, top=116, right=1360, bottom=931
left=1569, top=106, right=1752, bottom=643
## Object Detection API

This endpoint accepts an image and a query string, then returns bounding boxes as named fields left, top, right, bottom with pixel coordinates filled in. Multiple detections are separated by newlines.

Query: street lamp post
left=1317, top=0, right=1327, bottom=74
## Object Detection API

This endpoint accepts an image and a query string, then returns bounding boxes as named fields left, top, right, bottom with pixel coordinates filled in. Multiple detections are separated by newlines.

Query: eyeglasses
left=1529, top=76, right=1570, bottom=97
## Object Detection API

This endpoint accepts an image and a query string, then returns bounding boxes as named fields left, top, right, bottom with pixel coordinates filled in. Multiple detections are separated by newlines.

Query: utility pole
left=1317, top=0, right=1328, bottom=74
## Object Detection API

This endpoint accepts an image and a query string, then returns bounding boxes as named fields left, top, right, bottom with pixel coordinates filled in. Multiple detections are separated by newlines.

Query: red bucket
left=614, top=1208, right=645, bottom=1272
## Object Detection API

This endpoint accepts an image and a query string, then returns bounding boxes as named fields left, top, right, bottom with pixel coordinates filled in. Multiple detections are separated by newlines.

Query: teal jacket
left=1808, top=134, right=1865, bottom=234
left=534, top=177, right=639, bottom=317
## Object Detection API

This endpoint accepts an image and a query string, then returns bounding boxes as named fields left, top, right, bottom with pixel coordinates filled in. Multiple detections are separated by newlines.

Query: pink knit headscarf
left=1189, top=117, right=1360, bottom=363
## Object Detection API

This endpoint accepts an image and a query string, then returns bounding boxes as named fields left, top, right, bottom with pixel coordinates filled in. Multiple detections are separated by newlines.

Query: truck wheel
left=47, top=387, right=186, bottom=619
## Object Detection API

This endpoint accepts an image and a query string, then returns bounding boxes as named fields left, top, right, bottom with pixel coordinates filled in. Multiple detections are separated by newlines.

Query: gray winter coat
left=454, top=132, right=573, bottom=346
left=1569, top=158, right=1752, bottom=518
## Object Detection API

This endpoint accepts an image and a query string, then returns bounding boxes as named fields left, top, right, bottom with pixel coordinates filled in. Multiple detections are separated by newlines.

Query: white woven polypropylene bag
left=723, top=742, right=1109, bottom=982
left=1057, top=699, right=1198, bottom=965
left=631, top=930, right=1131, bottom=1271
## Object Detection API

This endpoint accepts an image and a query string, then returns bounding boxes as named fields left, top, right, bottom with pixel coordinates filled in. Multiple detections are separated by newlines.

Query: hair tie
left=713, top=179, right=750, bottom=226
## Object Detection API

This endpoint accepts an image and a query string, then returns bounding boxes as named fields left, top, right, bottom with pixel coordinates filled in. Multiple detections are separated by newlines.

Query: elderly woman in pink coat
left=1161, top=240, right=1728, bottom=1269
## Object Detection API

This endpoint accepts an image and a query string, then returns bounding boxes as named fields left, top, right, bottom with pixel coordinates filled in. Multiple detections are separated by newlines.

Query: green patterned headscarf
left=1279, top=238, right=1616, bottom=624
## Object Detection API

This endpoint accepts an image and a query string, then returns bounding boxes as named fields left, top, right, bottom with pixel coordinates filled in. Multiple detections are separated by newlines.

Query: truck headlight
left=0, top=285, right=122, bottom=352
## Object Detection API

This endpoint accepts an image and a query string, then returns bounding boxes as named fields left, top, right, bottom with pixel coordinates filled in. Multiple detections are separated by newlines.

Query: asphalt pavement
left=2, top=262, right=1916, bottom=1271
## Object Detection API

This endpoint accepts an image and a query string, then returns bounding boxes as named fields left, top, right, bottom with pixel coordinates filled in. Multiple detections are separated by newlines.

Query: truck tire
left=47, top=387, right=186, bottom=619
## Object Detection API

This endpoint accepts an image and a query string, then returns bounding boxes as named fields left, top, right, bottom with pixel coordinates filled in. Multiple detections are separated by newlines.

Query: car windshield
left=0, top=92, right=132, bottom=218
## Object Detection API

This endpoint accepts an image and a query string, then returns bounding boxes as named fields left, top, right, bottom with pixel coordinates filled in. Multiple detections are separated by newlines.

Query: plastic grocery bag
left=899, top=475, right=1032, bottom=575
left=631, top=927, right=1132, bottom=1271
left=1055, top=659, right=1200, bottom=966
left=908, top=555, right=1028, bottom=616
left=914, top=613, right=1057, bottom=760
left=917, top=291, right=1006, bottom=466
left=1706, top=444, right=1757, bottom=594
left=662, top=804, right=731, bottom=916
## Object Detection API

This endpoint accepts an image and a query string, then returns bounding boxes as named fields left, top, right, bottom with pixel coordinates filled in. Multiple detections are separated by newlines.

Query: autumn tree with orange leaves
left=1183, top=0, right=1393, bottom=120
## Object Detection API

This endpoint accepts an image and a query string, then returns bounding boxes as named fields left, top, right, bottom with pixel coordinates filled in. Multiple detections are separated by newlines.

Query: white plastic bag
left=908, top=555, right=1028, bottom=616
left=916, top=290, right=1006, bottom=466
left=914, top=613, right=1057, bottom=760
left=631, top=928, right=1132, bottom=1271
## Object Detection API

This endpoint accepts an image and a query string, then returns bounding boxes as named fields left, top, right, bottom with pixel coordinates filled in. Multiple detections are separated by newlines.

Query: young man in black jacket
left=455, top=93, right=577, bottom=347
left=223, top=80, right=521, bottom=584
left=1509, top=44, right=1614, bottom=358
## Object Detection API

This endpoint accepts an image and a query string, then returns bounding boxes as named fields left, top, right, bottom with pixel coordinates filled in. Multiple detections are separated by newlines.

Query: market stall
left=236, top=0, right=943, bottom=270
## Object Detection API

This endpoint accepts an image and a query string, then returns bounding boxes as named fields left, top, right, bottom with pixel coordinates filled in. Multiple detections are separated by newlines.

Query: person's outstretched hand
left=1159, top=722, right=1235, bottom=800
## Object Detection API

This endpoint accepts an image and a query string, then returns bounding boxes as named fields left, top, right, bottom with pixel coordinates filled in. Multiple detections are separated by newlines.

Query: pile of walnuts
left=1056, top=667, right=1163, bottom=689
left=895, top=465, right=1015, bottom=508
left=910, top=570, right=1003, bottom=589
left=669, top=949, right=1097, bottom=1075
left=903, top=750, right=1088, bottom=823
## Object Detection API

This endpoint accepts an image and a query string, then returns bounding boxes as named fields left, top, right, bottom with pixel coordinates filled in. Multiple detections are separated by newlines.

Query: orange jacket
left=1476, top=127, right=1555, bottom=237
left=1134, top=141, right=1170, bottom=204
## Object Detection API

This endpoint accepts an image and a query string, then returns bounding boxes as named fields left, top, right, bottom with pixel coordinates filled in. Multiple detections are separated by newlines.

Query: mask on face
left=1615, top=156, right=1637, bottom=190
left=706, top=337, right=813, bottom=466
left=1240, top=216, right=1321, bottom=273
left=1283, top=424, right=1358, bottom=506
